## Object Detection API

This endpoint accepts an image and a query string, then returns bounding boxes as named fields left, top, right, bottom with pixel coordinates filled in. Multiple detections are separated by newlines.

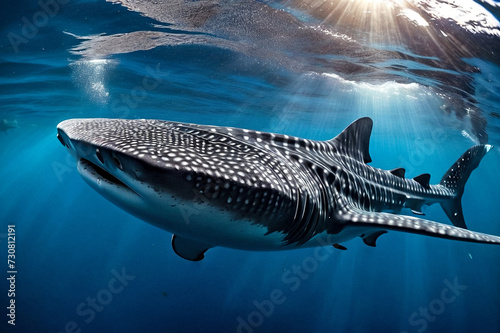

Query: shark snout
left=56, top=125, right=74, bottom=150
left=56, top=127, right=80, bottom=162
left=57, top=121, right=132, bottom=193
left=56, top=132, right=66, bottom=148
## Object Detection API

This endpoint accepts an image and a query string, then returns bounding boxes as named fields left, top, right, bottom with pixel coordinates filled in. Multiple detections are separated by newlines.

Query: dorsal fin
left=329, top=117, right=373, bottom=163
left=362, top=231, right=388, bottom=247
left=390, top=168, right=406, bottom=178
left=413, top=173, right=431, bottom=189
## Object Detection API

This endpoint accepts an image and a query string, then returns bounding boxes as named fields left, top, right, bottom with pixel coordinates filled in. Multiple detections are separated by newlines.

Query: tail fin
left=440, top=144, right=493, bottom=229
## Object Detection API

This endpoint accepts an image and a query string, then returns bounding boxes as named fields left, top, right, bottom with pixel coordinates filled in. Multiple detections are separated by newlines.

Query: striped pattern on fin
left=338, top=202, right=500, bottom=245
left=328, top=117, right=373, bottom=163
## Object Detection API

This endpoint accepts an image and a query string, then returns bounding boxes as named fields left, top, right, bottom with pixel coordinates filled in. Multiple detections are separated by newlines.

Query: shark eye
left=113, top=156, right=123, bottom=170
left=96, top=148, right=104, bottom=164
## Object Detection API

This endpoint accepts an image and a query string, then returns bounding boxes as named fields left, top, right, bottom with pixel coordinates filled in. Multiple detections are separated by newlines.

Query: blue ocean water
left=1, top=0, right=500, bottom=332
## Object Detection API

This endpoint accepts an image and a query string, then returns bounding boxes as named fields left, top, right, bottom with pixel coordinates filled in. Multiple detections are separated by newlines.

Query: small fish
left=0, top=119, right=18, bottom=133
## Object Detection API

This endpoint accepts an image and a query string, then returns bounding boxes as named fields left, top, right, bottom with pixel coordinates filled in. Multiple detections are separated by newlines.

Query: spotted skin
left=57, top=117, right=500, bottom=260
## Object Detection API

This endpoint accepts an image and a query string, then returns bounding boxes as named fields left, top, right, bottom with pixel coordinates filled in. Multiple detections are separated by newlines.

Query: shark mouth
left=77, top=158, right=139, bottom=197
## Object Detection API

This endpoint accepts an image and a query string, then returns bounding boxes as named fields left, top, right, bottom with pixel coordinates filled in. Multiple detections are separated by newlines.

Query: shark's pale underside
left=57, top=117, right=500, bottom=261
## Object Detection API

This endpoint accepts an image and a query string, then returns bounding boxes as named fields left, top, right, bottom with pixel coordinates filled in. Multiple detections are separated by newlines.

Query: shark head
left=57, top=119, right=181, bottom=226
left=56, top=118, right=298, bottom=254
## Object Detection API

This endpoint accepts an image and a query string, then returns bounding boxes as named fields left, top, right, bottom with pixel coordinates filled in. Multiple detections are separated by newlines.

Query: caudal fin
left=440, top=144, right=493, bottom=229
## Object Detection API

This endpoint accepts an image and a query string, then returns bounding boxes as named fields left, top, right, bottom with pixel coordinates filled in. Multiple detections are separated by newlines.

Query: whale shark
left=57, top=117, right=500, bottom=261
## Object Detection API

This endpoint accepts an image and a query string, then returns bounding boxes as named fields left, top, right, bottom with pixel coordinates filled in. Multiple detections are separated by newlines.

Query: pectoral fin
left=171, top=235, right=212, bottom=261
left=337, top=201, right=500, bottom=245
